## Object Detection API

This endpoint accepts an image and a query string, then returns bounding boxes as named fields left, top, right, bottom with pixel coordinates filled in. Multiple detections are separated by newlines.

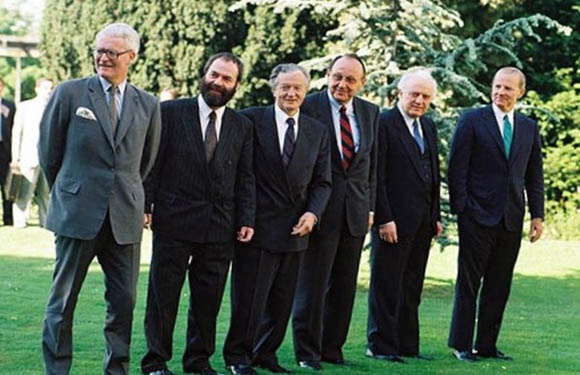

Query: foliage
left=0, top=7, right=43, bottom=100
left=40, top=0, right=335, bottom=107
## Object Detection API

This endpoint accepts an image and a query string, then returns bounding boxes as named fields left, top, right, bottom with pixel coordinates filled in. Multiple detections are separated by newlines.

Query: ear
left=517, top=87, right=526, bottom=99
left=129, top=51, right=137, bottom=63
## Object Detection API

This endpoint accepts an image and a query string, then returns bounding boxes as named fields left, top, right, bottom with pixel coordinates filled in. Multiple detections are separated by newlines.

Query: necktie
left=282, top=117, right=295, bottom=167
left=340, top=106, right=354, bottom=170
left=205, top=111, right=217, bottom=162
left=412, top=120, right=424, bottom=154
left=108, top=85, right=119, bottom=134
left=503, top=114, right=512, bottom=158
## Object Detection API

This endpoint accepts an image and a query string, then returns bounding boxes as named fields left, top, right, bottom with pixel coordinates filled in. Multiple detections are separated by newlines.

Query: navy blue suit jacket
left=375, top=106, right=441, bottom=237
left=448, top=105, right=544, bottom=231
left=241, top=105, right=332, bottom=253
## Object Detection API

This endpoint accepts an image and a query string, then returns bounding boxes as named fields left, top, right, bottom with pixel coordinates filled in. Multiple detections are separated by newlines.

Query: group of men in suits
left=36, top=21, right=544, bottom=375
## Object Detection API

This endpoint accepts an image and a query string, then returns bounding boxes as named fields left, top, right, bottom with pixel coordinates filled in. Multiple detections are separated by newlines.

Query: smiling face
left=327, top=56, right=366, bottom=105
left=200, top=57, right=239, bottom=108
left=273, top=70, right=309, bottom=116
left=94, top=36, right=135, bottom=85
left=398, top=76, right=435, bottom=118
left=492, top=71, right=525, bottom=112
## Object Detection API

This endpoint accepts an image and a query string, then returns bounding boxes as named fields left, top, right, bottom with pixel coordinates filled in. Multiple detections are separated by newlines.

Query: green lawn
left=1, top=225, right=579, bottom=375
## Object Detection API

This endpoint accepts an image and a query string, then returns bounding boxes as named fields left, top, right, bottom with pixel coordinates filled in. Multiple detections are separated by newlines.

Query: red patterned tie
left=340, top=106, right=354, bottom=170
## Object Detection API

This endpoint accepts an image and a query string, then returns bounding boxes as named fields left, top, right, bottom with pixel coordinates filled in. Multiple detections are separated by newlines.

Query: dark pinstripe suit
left=142, top=97, right=255, bottom=373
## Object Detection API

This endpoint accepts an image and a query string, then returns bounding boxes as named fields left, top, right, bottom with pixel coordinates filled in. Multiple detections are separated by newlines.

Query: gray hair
left=269, top=63, right=311, bottom=90
left=494, top=66, right=526, bottom=89
left=95, top=22, right=140, bottom=55
left=397, top=69, right=438, bottom=97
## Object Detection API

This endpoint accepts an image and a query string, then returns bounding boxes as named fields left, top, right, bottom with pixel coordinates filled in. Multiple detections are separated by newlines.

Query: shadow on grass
left=1, top=255, right=579, bottom=375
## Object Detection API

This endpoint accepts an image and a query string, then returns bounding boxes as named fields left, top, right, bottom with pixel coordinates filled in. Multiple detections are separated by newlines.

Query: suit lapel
left=87, top=76, right=115, bottom=150
left=508, top=112, right=525, bottom=164
left=350, top=97, right=368, bottom=169
left=211, top=108, right=236, bottom=165
left=115, top=84, right=137, bottom=146
left=422, top=118, right=438, bottom=183
left=255, top=106, right=292, bottom=196
left=182, top=98, right=210, bottom=176
left=316, top=93, right=343, bottom=172
left=482, top=105, right=507, bottom=158
left=394, top=108, right=425, bottom=181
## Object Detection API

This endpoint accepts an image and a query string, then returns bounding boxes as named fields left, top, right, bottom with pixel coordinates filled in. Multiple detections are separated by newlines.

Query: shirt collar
left=396, top=101, right=420, bottom=128
left=274, top=104, right=299, bottom=126
left=492, top=103, right=515, bottom=125
left=98, top=75, right=127, bottom=95
left=327, top=89, right=354, bottom=115
left=198, top=94, right=226, bottom=121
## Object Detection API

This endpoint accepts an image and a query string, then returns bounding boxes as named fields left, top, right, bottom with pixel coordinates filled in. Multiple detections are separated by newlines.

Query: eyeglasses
left=93, top=48, right=132, bottom=60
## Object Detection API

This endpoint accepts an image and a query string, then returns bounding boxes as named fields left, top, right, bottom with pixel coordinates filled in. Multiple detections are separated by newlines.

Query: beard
left=200, top=78, right=236, bottom=108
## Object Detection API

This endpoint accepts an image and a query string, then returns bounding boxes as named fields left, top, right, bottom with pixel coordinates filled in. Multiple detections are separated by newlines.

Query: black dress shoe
left=365, top=348, right=407, bottom=363
left=227, top=364, right=257, bottom=375
left=474, top=349, right=513, bottom=360
left=452, top=349, right=477, bottom=362
left=147, top=370, right=176, bottom=375
left=298, top=360, right=322, bottom=371
left=320, top=356, right=347, bottom=365
left=253, top=359, right=291, bottom=373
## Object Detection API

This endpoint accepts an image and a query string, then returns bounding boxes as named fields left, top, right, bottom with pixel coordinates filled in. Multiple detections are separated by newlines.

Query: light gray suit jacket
left=38, top=75, right=161, bottom=244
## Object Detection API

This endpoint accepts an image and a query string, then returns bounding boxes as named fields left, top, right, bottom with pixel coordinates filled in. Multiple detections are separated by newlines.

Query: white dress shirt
left=274, top=104, right=299, bottom=154
left=492, top=103, right=515, bottom=137
left=198, top=95, right=226, bottom=141
left=99, top=75, right=127, bottom=118
left=397, top=102, right=424, bottom=138
left=327, top=90, right=360, bottom=157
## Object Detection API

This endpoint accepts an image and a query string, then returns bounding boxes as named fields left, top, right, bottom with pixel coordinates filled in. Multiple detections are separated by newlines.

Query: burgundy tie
left=340, top=106, right=354, bottom=170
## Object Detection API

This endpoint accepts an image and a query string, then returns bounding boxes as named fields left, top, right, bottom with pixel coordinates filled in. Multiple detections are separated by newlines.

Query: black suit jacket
left=0, top=98, right=16, bottom=184
left=241, top=105, right=332, bottom=252
left=375, top=106, right=441, bottom=237
left=301, top=91, right=379, bottom=237
left=145, top=97, right=255, bottom=243
left=448, top=105, right=544, bottom=231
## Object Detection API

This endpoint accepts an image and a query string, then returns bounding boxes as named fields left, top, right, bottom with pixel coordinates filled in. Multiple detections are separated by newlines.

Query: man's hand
left=379, top=221, right=397, bottom=243
left=529, top=217, right=543, bottom=243
left=291, top=212, right=317, bottom=237
left=368, top=212, right=374, bottom=231
left=435, top=221, right=443, bottom=238
left=143, top=213, right=152, bottom=229
left=237, top=226, right=254, bottom=242
left=10, top=161, right=20, bottom=172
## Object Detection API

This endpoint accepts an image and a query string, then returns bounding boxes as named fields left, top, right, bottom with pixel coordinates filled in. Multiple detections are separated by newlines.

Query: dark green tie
left=503, top=115, right=512, bottom=158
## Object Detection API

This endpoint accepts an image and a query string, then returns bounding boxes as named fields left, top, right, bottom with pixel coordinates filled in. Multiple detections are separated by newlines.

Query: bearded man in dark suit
left=141, top=52, right=255, bottom=375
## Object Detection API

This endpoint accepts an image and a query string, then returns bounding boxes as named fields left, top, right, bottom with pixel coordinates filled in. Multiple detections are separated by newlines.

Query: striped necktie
left=282, top=117, right=295, bottom=167
left=205, top=111, right=217, bottom=162
left=412, top=120, right=425, bottom=154
left=340, top=106, right=354, bottom=170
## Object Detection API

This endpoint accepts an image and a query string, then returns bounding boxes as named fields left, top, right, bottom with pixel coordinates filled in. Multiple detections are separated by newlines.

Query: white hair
left=397, top=69, right=438, bottom=97
left=95, top=22, right=140, bottom=55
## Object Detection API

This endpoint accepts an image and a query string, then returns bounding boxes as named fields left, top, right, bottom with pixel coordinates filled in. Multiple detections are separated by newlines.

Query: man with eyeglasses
left=39, top=22, right=161, bottom=375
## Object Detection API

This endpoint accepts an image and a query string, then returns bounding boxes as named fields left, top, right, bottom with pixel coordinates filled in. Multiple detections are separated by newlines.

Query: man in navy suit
left=223, top=63, right=331, bottom=375
left=447, top=67, right=544, bottom=361
left=292, top=54, right=379, bottom=370
left=367, top=69, right=442, bottom=363
left=141, top=53, right=255, bottom=375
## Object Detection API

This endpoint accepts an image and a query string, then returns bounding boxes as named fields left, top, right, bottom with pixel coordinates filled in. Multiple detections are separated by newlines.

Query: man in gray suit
left=38, top=23, right=161, bottom=375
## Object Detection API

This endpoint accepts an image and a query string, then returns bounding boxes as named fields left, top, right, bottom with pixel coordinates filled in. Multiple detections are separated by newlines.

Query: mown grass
left=1, top=225, right=579, bottom=374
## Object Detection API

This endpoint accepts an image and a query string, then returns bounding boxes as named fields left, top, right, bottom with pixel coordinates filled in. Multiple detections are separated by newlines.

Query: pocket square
left=75, top=106, right=97, bottom=121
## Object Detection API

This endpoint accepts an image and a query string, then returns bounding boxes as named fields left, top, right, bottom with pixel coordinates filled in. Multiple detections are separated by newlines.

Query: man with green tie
left=447, top=67, right=545, bottom=362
